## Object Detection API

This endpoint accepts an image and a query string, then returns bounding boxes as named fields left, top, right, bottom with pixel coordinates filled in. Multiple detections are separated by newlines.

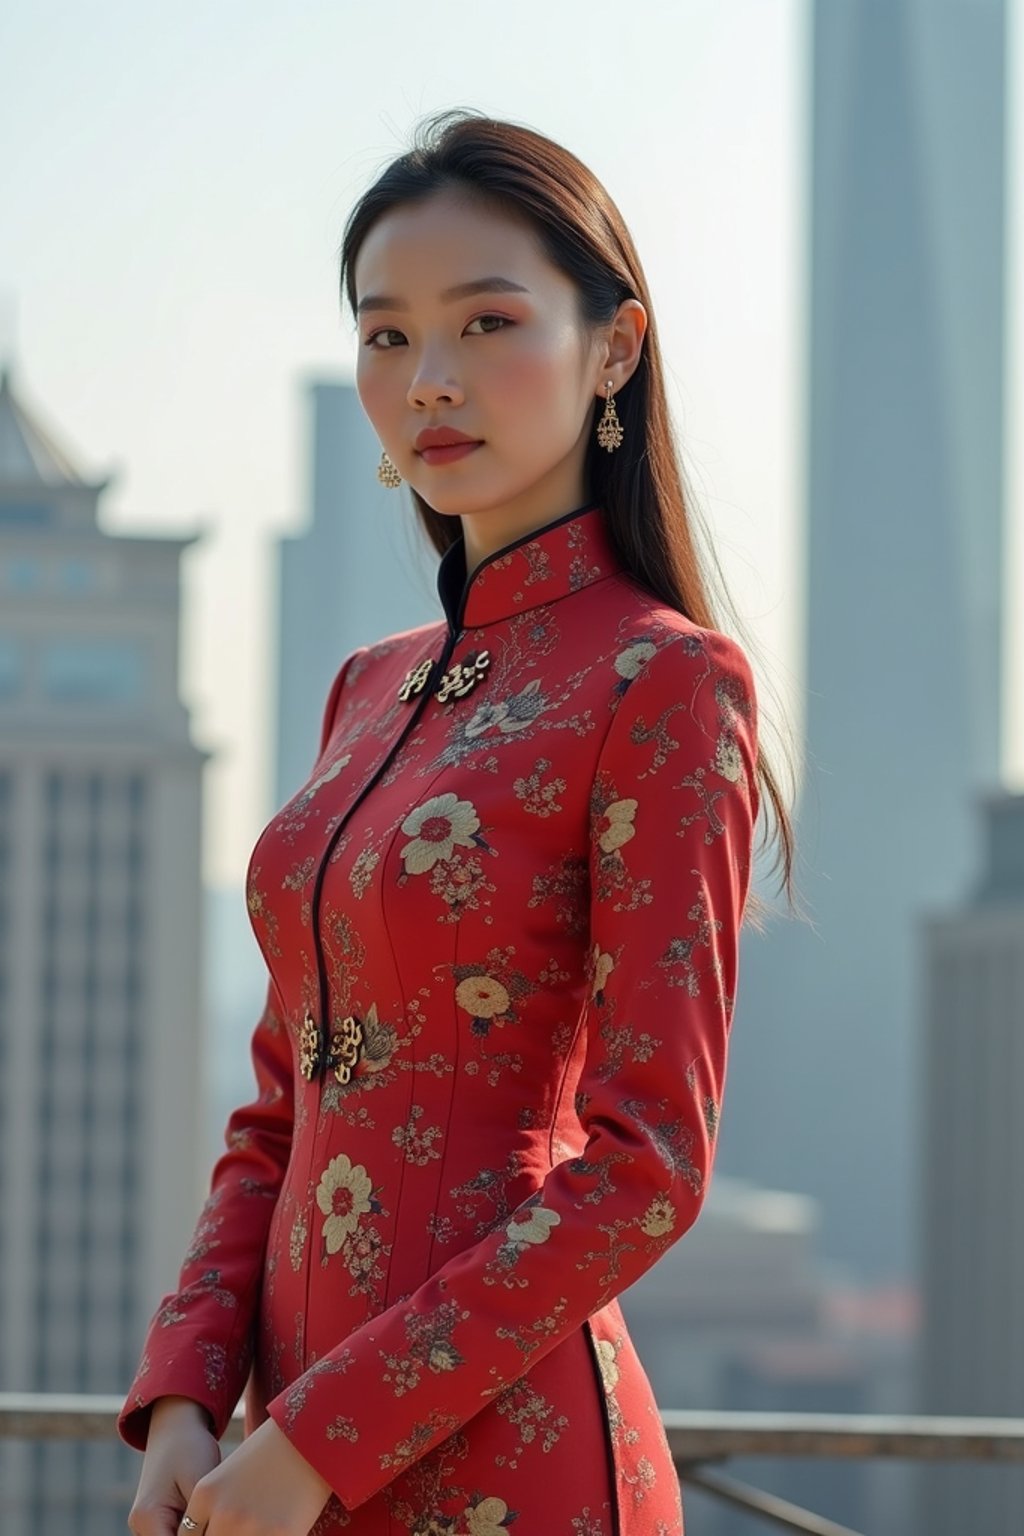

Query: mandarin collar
left=435, top=502, right=622, bottom=635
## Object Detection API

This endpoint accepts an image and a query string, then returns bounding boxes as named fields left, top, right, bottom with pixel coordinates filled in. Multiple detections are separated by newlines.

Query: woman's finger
left=126, top=1498, right=186, bottom=1536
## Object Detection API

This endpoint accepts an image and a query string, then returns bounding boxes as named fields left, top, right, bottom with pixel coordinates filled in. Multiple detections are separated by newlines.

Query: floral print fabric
left=118, top=503, right=760, bottom=1534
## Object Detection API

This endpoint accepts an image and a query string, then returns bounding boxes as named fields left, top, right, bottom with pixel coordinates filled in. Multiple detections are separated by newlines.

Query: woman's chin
left=411, top=483, right=507, bottom=516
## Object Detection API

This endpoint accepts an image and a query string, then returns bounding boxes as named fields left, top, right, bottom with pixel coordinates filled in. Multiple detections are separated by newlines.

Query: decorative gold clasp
left=435, top=649, right=491, bottom=703
left=299, top=1011, right=321, bottom=1081
left=328, top=1014, right=364, bottom=1084
left=397, top=658, right=435, bottom=702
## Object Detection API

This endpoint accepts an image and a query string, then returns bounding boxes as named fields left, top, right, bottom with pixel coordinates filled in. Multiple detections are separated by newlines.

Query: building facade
left=719, top=0, right=1009, bottom=1285
left=917, top=790, right=1024, bottom=1534
left=0, top=367, right=207, bottom=1532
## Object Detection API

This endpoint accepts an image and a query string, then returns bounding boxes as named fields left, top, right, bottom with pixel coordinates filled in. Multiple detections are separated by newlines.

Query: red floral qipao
left=118, top=502, right=760, bottom=1536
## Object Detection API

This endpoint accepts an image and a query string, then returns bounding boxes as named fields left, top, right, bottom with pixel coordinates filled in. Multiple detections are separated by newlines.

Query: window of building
left=58, top=558, right=99, bottom=594
left=42, top=640, right=144, bottom=705
left=0, top=502, right=55, bottom=528
left=6, top=556, right=42, bottom=592
left=0, top=637, right=23, bottom=700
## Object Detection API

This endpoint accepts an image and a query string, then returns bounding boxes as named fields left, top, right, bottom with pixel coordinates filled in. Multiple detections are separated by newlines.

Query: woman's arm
left=118, top=970, right=297, bottom=1450
left=261, top=625, right=761, bottom=1511
left=117, top=646, right=366, bottom=1452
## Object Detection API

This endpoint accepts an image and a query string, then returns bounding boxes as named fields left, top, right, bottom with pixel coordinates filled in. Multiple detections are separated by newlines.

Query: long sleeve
left=264, top=625, right=761, bottom=1510
left=117, top=647, right=364, bottom=1451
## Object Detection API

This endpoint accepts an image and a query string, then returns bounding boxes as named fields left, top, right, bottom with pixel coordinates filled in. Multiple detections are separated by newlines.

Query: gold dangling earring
left=596, top=379, right=624, bottom=452
left=377, top=449, right=402, bottom=487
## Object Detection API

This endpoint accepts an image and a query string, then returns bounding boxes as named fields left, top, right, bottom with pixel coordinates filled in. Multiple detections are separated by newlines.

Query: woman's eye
left=363, top=315, right=511, bottom=348
left=465, top=314, right=511, bottom=335
left=364, top=328, right=406, bottom=349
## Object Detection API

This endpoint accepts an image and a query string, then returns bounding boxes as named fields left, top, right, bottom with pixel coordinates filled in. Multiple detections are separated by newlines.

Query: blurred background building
left=717, top=0, right=1009, bottom=1282
left=916, top=789, right=1024, bottom=1535
left=0, top=371, right=208, bottom=1532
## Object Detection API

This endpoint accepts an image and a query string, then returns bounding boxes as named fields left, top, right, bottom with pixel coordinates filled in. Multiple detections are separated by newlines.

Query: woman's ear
left=597, top=299, right=647, bottom=393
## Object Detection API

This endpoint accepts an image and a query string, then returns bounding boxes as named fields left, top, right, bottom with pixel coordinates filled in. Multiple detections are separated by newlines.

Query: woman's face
left=352, top=189, right=608, bottom=528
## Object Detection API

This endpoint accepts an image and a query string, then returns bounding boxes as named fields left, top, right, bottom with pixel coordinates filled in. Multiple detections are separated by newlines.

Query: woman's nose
left=407, top=364, right=464, bottom=410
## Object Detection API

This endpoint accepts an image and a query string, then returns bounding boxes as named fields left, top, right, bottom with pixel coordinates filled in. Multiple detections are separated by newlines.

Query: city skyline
left=2, top=0, right=1022, bottom=897
left=0, top=0, right=833, bottom=887
left=0, top=368, right=207, bottom=1529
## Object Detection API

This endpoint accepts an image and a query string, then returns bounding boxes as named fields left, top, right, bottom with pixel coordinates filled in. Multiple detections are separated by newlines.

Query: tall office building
left=274, top=380, right=438, bottom=808
left=0, top=367, right=207, bottom=1532
left=718, top=0, right=1009, bottom=1282
left=916, top=790, right=1024, bottom=1534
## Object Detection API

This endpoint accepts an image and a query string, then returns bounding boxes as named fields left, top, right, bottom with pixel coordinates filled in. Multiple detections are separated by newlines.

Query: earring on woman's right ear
left=596, top=379, right=624, bottom=452
left=378, top=449, right=402, bottom=487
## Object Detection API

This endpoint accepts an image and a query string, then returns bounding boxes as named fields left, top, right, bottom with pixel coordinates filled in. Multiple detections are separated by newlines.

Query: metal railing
left=3, top=1394, right=1024, bottom=1536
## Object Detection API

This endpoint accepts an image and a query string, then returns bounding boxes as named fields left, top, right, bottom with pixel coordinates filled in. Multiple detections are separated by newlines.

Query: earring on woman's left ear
left=378, top=449, right=402, bottom=487
left=596, top=379, right=624, bottom=452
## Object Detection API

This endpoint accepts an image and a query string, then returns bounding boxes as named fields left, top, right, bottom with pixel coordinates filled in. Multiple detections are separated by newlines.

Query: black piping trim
left=436, top=501, right=600, bottom=636
left=310, top=623, right=461, bottom=1076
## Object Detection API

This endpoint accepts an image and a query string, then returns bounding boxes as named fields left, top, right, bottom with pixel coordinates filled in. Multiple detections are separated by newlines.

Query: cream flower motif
left=594, top=1336, right=620, bottom=1392
left=589, top=943, right=615, bottom=1000
left=715, top=732, right=744, bottom=782
left=640, top=1193, right=677, bottom=1238
left=455, top=974, right=511, bottom=1019
left=597, top=797, right=637, bottom=853
left=296, top=754, right=350, bottom=805
left=428, top=1341, right=461, bottom=1373
left=467, top=1495, right=511, bottom=1536
left=506, top=1204, right=560, bottom=1245
left=315, top=1154, right=372, bottom=1254
left=400, top=792, right=480, bottom=874
left=614, top=640, right=657, bottom=681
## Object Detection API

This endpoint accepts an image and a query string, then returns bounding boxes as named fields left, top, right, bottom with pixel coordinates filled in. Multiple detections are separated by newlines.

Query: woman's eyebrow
left=356, top=276, right=530, bottom=316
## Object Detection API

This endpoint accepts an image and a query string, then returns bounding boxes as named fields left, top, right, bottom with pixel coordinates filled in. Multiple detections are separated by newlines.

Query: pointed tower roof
left=0, top=365, right=89, bottom=487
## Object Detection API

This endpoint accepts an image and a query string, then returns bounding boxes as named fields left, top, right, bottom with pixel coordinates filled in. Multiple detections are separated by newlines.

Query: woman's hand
left=127, top=1396, right=222, bottom=1535
left=177, top=1415, right=335, bottom=1535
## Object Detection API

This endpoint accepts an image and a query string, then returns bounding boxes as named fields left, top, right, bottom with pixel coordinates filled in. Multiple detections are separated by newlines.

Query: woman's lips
left=417, top=441, right=483, bottom=465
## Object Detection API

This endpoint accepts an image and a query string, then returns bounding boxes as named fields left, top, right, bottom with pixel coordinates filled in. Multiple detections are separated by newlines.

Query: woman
left=120, top=109, right=795, bottom=1536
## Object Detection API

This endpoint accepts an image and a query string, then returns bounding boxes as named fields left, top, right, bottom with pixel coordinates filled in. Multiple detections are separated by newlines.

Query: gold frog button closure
left=299, top=1011, right=365, bottom=1083
left=327, top=1014, right=364, bottom=1084
left=397, top=657, right=434, bottom=702
left=397, top=649, right=491, bottom=703
left=299, top=1011, right=321, bottom=1080
left=435, top=648, right=490, bottom=702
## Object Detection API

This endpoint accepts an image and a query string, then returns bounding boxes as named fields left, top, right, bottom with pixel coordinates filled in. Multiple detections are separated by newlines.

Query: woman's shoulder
left=322, top=587, right=756, bottom=728
left=603, top=576, right=757, bottom=691
left=334, top=618, right=446, bottom=686
left=314, top=621, right=445, bottom=747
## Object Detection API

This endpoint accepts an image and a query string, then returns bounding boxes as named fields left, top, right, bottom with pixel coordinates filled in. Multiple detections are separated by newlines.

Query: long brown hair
left=338, top=108, right=802, bottom=931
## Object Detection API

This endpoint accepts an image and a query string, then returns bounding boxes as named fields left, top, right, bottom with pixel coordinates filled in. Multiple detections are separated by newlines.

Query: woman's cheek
left=483, top=344, right=563, bottom=418
left=355, top=365, right=397, bottom=440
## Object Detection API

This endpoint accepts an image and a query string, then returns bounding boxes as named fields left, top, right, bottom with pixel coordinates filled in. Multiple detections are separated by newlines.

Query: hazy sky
left=2, top=0, right=1021, bottom=886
